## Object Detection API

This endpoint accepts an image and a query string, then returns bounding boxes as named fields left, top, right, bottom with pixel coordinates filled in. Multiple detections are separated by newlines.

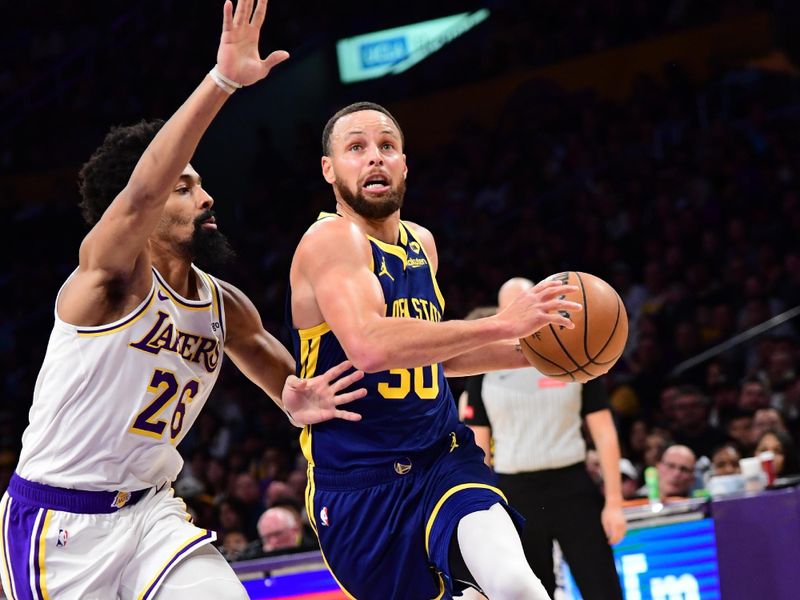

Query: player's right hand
left=217, top=0, right=289, bottom=87
left=494, top=279, right=582, bottom=339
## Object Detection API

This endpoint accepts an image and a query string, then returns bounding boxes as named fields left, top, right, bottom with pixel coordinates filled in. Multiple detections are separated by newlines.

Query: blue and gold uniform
left=289, top=214, right=519, bottom=599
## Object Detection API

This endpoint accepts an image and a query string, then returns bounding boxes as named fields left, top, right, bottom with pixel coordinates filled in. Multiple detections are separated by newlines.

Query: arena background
left=4, top=1, right=800, bottom=598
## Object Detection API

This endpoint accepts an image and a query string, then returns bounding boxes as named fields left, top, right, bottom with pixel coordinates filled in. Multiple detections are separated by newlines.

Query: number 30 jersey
left=289, top=216, right=460, bottom=470
left=16, top=266, right=225, bottom=491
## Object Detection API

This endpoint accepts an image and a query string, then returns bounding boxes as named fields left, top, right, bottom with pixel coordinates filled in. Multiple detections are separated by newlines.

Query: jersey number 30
left=129, top=369, right=200, bottom=442
left=378, top=364, right=439, bottom=400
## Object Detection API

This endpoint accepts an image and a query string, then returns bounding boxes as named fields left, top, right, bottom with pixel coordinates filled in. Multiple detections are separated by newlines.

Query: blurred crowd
left=3, top=0, right=799, bottom=562
left=2, top=0, right=765, bottom=173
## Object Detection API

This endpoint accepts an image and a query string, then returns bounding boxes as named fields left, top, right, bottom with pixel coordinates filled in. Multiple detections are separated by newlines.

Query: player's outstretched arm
left=219, top=281, right=365, bottom=425
left=442, top=340, right=530, bottom=377
left=78, top=0, right=288, bottom=285
left=293, top=218, right=582, bottom=372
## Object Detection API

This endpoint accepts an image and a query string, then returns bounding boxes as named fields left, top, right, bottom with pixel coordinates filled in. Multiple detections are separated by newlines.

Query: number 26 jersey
left=16, top=266, right=225, bottom=491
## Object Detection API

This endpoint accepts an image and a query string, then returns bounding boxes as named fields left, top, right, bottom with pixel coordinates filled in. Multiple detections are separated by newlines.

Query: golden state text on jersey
left=290, top=215, right=460, bottom=470
left=16, top=266, right=225, bottom=491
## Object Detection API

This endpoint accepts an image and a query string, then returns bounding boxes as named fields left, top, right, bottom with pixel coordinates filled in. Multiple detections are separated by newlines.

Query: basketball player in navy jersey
left=289, top=102, right=583, bottom=599
left=2, top=3, right=365, bottom=599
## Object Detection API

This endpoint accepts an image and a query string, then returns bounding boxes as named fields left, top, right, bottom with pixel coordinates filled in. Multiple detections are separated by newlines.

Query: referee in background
left=461, top=277, right=625, bottom=600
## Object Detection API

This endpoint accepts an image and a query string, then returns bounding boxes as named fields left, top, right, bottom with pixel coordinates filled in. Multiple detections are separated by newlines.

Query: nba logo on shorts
left=320, top=506, right=330, bottom=527
left=112, top=491, right=131, bottom=509
left=57, top=529, right=68, bottom=547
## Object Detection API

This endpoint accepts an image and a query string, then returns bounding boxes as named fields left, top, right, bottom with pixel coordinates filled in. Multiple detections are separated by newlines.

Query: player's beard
left=185, top=210, right=236, bottom=270
left=336, top=178, right=406, bottom=219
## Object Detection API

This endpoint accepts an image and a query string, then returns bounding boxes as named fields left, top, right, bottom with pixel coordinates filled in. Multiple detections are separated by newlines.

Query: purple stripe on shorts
left=4, top=497, right=40, bottom=600
left=1, top=497, right=18, bottom=600
left=140, top=530, right=213, bottom=600
left=32, top=510, right=47, bottom=600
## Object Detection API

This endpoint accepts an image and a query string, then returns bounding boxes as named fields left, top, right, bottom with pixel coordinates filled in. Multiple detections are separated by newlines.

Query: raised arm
left=62, top=0, right=288, bottom=324
left=292, top=218, right=581, bottom=373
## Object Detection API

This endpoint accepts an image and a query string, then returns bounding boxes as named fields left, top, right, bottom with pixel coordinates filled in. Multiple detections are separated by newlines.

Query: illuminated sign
left=336, top=11, right=490, bottom=83
left=242, top=568, right=345, bottom=599
left=244, top=519, right=721, bottom=599
left=563, top=518, right=721, bottom=600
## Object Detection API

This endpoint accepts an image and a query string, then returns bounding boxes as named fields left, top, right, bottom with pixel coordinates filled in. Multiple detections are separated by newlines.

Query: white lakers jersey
left=16, top=266, right=225, bottom=491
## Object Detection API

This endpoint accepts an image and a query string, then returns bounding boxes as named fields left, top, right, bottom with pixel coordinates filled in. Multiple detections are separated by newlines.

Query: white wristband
left=209, top=65, right=243, bottom=94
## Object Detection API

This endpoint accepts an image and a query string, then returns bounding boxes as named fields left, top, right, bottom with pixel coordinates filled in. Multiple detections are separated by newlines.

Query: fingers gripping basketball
left=520, top=272, right=628, bottom=383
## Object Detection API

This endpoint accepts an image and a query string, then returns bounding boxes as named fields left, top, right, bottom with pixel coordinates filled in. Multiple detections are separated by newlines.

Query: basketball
left=520, top=272, right=628, bottom=383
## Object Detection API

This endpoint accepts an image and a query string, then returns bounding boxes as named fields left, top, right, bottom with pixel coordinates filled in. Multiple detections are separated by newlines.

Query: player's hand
left=217, top=0, right=289, bottom=86
left=281, top=360, right=366, bottom=426
left=494, top=279, right=582, bottom=338
left=601, top=503, right=627, bottom=545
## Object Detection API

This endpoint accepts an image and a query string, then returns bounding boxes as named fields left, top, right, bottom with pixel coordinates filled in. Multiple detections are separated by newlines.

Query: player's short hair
left=321, top=101, right=404, bottom=156
left=78, top=119, right=165, bottom=226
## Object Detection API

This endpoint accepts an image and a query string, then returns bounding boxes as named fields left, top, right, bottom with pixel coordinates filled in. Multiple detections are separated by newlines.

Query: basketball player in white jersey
left=0, top=1, right=365, bottom=598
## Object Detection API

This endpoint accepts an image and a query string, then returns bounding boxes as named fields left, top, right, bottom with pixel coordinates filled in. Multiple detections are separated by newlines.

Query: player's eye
left=381, top=143, right=394, bottom=151
left=349, top=144, right=362, bottom=152
left=175, top=187, right=190, bottom=195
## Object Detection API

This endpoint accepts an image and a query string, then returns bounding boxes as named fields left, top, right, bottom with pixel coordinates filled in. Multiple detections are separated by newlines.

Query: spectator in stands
left=751, top=407, right=788, bottom=445
left=754, top=429, right=800, bottom=478
left=233, top=472, right=266, bottom=541
left=710, top=443, right=742, bottom=476
left=219, top=530, right=249, bottom=562
left=723, top=410, right=754, bottom=453
left=257, top=506, right=317, bottom=555
left=669, top=385, right=727, bottom=459
left=217, top=497, right=249, bottom=540
left=656, top=444, right=697, bottom=499
left=264, top=479, right=296, bottom=508
left=287, top=468, right=308, bottom=501
left=643, top=429, right=671, bottom=470
left=738, top=377, right=771, bottom=412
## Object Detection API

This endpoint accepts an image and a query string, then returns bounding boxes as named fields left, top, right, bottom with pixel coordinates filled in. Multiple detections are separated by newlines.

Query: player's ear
left=402, top=153, right=408, bottom=180
left=321, top=156, right=336, bottom=184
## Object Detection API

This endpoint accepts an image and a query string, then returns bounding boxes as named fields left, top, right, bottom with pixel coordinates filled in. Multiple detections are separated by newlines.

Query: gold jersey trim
left=297, top=321, right=331, bottom=341
left=152, top=267, right=212, bottom=311
left=76, top=288, right=157, bottom=337
left=403, top=222, right=446, bottom=312
left=424, top=483, right=507, bottom=556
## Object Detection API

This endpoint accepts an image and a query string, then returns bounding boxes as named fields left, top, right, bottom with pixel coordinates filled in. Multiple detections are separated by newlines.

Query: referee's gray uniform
left=463, top=369, right=622, bottom=600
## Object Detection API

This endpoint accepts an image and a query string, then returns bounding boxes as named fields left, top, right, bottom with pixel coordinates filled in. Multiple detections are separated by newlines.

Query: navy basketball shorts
left=305, top=424, right=523, bottom=599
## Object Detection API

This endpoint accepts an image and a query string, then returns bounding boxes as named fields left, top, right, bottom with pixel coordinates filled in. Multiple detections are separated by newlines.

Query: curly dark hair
left=321, top=101, right=404, bottom=156
left=77, top=119, right=165, bottom=226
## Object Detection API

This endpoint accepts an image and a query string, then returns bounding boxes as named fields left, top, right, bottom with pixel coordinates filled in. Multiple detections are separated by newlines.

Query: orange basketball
left=520, top=271, right=628, bottom=383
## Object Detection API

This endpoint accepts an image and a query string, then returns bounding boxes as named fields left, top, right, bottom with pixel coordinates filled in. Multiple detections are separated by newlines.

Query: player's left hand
left=601, top=504, right=627, bottom=545
left=282, top=360, right=366, bottom=425
left=217, top=0, right=289, bottom=86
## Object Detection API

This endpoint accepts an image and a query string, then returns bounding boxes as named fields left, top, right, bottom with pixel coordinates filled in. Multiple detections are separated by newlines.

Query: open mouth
left=362, top=173, right=391, bottom=194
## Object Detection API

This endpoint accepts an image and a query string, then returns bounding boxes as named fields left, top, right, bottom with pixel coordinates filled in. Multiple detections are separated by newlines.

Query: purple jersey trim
left=2, top=495, right=40, bottom=600
left=140, top=530, right=214, bottom=600
left=8, top=474, right=149, bottom=514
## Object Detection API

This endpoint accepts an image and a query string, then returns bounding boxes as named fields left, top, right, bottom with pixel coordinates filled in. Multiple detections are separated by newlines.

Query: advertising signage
left=336, top=11, right=490, bottom=84
left=565, top=518, right=721, bottom=600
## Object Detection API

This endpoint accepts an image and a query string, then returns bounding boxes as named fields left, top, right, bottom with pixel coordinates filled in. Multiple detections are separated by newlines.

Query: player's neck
left=335, top=201, right=401, bottom=245
left=150, top=248, right=199, bottom=300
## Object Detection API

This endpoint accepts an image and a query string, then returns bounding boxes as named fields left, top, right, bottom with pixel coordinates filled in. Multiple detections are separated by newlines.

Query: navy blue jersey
left=289, top=214, right=460, bottom=470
